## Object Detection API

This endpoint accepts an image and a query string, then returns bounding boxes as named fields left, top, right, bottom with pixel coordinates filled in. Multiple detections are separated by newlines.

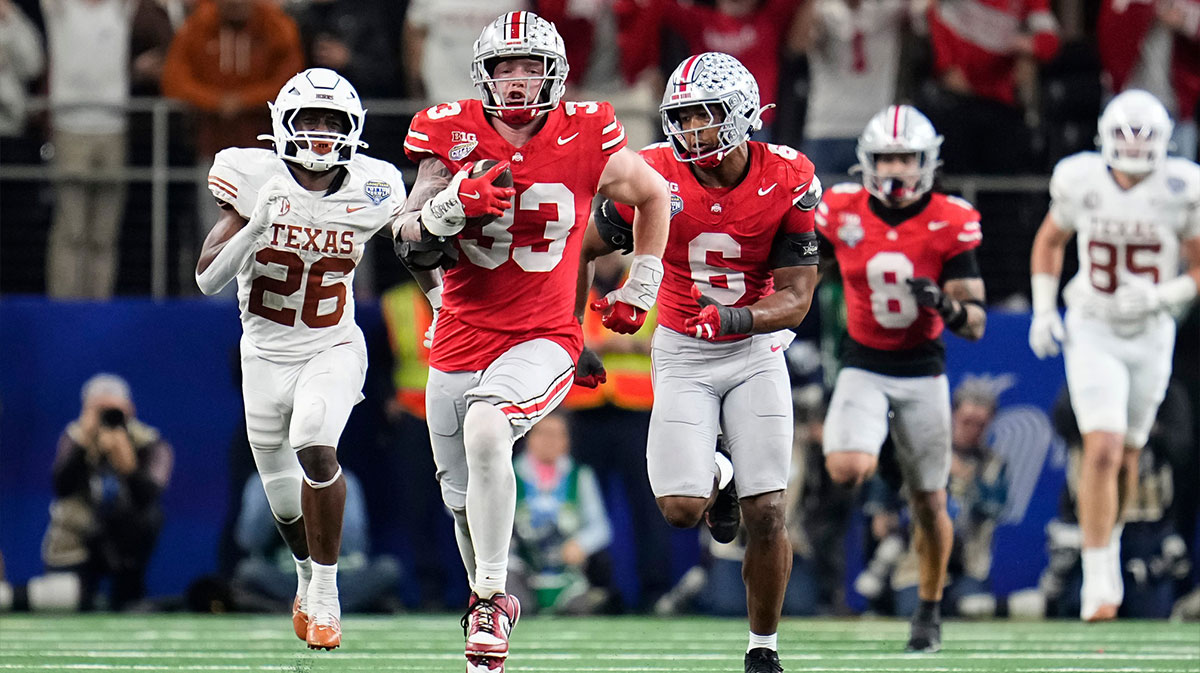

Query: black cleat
left=745, top=647, right=783, bottom=673
left=705, top=442, right=740, bottom=544
left=906, top=618, right=942, bottom=653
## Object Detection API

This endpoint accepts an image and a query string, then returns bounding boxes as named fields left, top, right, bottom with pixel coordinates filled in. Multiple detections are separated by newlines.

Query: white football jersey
left=208, top=148, right=406, bottom=361
left=1049, top=152, right=1200, bottom=321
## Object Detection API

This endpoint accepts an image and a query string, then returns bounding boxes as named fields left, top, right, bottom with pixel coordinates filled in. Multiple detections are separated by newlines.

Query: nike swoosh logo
left=461, top=191, right=481, bottom=200
left=770, top=344, right=783, bottom=352
left=928, top=220, right=949, bottom=230
left=346, top=205, right=367, bottom=213
left=557, top=132, right=580, bottom=145
left=758, top=184, right=777, bottom=196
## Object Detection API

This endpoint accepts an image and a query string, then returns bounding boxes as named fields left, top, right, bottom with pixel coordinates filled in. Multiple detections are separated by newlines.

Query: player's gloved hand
left=906, top=277, right=950, bottom=312
left=1111, top=275, right=1160, bottom=322
left=685, top=285, right=753, bottom=340
left=249, top=174, right=291, bottom=235
left=1028, top=310, right=1065, bottom=359
left=420, top=161, right=515, bottom=237
left=591, top=255, right=663, bottom=334
left=574, top=346, right=607, bottom=388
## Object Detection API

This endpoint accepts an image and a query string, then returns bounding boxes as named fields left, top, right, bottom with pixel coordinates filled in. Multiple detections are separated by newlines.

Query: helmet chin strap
left=695, top=150, right=725, bottom=169
left=497, top=107, right=540, bottom=125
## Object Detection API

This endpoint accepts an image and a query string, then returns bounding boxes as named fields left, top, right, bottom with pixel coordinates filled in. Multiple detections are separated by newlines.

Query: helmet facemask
left=477, top=55, right=563, bottom=125
left=858, top=150, right=935, bottom=206
left=275, top=106, right=361, bottom=172
left=663, top=100, right=749, bottom=168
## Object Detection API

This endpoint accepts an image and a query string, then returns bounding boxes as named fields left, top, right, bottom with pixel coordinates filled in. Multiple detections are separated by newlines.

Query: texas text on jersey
left=1050, top=152, right=1200, bottom=319
left=403, top=98, right=627, bottom=371
left=816, top=182, right=982, bottom=375
left=208, top=148, right=405, bottom=361
left=614, top=141, right=819, bottom=340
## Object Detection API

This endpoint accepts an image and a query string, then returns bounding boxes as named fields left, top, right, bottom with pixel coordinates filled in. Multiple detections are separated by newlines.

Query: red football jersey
left=816, top=183, right=982, bottom=350
left=618, top=141, right=817, bottom=341
left=404, top=99, right=627, bottom=371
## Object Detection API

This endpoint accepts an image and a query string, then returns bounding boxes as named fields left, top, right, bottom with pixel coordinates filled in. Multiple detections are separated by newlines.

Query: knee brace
left=251, top=445, right=304, bottom=523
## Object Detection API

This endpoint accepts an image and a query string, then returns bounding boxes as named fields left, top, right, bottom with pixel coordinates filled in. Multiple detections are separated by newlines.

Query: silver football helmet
left=660, top=52, right=766, bottom=167
left=263, top=68, right=367, bottom=172
left=855, top=105, right=943, bottom=205
left=1098, top=89, right=1173, bottom=175
left=472, top=11, right=569, bottom=125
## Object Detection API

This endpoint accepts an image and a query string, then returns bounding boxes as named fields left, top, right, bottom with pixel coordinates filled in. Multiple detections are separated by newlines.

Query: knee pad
left=463, top=403, right=513, bottom=462
left=251, top=446, right=303, bottom=523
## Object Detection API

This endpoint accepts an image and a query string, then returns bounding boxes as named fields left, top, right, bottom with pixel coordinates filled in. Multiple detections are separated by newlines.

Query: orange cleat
left=306, top=614, right=341, bottom=650
left=292, top=596, right=309, bottom=641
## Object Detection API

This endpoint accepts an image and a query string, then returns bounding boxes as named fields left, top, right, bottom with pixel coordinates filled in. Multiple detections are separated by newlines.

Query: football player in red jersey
left=816, top=105, right=987, bottom=653
left=392, top=11, right=670, bottom=673
left=578, top=52, right=820, bottom=673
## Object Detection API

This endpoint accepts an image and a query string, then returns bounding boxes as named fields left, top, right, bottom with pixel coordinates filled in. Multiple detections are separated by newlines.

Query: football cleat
left=461, top=592, right=521, bottom=665
left=705, top=441, right=740, bottom=544
left=306, top=613, right=341, bottom=650
left=292, top=595, right=309, bottom=641
left=745, top=647, right=784, bottom=673
left=905, top=617, right=942, bottom=653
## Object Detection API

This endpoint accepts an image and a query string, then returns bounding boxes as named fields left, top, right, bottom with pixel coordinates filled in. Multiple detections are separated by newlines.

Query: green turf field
left=0, top=614, right=1197, bottom=672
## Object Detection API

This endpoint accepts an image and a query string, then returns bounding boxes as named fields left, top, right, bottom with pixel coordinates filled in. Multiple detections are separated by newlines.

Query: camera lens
left=99, top=408, right=126, bottom=428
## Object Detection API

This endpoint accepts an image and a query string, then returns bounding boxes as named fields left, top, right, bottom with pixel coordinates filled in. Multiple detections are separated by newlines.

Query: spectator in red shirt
left=921, top=0, right=1060, bottom=174
left=1097, top=0, right=1200, bottom=159
left=616, top=0, right=806, bottom=137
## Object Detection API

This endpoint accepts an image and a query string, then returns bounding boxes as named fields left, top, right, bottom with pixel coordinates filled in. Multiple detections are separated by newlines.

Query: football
left=464, top=159, right=514, bottom=228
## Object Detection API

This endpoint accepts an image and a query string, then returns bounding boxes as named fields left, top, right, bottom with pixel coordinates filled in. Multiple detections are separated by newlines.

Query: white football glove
left=249, top=175, right=291, bottom=235
left=1110, top=275, right=1161, bottom=323
left=420, top=168, right=480, bottom=237
left=1028, top=311, right=1065, bottom=359
left=604, top=254, right=663, bottom=312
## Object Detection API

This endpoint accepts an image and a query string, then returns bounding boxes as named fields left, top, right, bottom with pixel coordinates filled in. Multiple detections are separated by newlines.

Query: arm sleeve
left=939, top=248, right=981, bottom=282
left=571, top=466, right=613, bottom=555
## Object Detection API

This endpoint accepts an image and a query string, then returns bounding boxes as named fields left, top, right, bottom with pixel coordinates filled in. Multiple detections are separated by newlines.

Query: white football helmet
left=855, top=105, right=943, bottom=205
left=262, top=68, right=367, bottom=172
left=1098, top=89, right=1173, bottom=175
left=660, top=52, right=767, bottom=167
left=472, top=11, right=569, bottom=125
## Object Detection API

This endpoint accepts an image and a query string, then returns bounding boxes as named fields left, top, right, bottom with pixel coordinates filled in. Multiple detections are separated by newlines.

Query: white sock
left=473, top=561, right=507, bottom=599
left=748, top=631, right=777, bottom=652
left=1081, top=547, right=1109, bottom=597
left=308, top=561, right=340, bottom=621
left=715, top=451, right=734, bottom=490
left=463, top=403, right=515, bottom=599
left=294, top=556, right=312, bottom=607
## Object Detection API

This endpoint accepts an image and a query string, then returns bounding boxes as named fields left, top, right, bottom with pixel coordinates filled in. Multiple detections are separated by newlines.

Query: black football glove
left=574, top=346, right=607, bottom=388
left=906, top=277, right=966, bottom=328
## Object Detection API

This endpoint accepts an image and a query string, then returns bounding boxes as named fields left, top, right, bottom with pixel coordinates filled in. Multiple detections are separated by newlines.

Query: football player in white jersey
left=1029, top=89, right=1200, bottom=622
left=195, top=68, right=407, bottom=649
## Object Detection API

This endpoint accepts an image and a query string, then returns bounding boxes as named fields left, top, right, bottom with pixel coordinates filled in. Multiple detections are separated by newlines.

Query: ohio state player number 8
left=865, top=251, right=918, bottom=328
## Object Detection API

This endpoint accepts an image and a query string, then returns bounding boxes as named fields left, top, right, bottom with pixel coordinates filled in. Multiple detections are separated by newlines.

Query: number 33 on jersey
left=816, top=183, right=982, bottom=349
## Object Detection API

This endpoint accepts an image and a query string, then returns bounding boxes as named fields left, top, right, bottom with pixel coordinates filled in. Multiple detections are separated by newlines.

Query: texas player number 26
left=248, top=249, right=354, bottom=328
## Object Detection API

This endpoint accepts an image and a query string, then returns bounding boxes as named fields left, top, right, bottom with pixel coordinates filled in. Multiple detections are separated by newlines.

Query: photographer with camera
left=37, top=373, right=173, bottom=611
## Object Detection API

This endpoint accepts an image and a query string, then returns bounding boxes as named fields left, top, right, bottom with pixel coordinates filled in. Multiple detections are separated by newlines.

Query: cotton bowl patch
left=364, top=180, right=392, bottom=205
left=669, top=194, right=684, bottom=218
